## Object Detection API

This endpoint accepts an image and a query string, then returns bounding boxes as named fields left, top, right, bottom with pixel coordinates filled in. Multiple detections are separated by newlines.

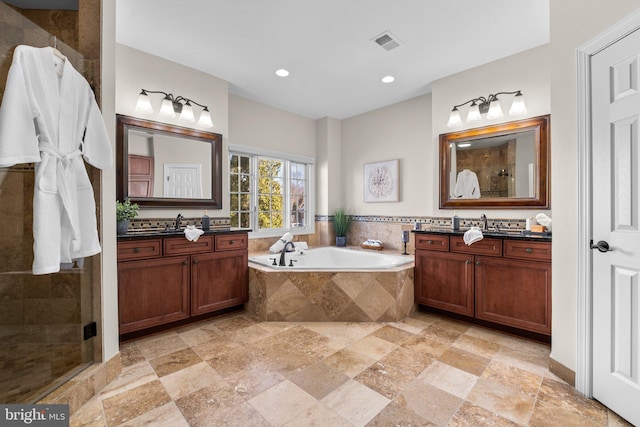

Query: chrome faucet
left=175, top=213, right=183, bottom=230
left=480, top=214, right=488, bottom=231
left=279, top=241, right=295, bottom=266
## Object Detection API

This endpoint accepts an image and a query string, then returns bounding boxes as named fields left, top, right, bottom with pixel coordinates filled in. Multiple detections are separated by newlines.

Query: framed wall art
left=363, top=159, right=399, bottom=202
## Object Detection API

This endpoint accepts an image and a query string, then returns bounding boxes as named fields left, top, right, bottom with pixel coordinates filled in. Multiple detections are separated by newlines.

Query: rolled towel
left=269, top=232, right=293, bottom=253
left=535, top=213, right=552, bottom=231
left=463, top=227, right=483, bottom=246
left=184, top=226, right=205, bottom=242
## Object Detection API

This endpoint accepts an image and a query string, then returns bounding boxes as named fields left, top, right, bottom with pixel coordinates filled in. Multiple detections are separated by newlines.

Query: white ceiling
left=116, top=1, right=549, bottom=120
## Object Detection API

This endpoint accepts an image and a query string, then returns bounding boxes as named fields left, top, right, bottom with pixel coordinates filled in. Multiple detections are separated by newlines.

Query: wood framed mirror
left=116, top=115, right=223, bottom=209
left=439, top=115, right=550, bottom=209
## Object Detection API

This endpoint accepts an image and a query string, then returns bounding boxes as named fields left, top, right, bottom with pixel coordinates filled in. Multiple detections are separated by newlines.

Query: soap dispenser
left=452, top=211, right=460, bottom=231
left=202, top=210, right=210, bottom=231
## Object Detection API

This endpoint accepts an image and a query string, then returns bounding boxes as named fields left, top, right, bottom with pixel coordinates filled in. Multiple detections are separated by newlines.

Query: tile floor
left=71, top=311, right=633, bottom=426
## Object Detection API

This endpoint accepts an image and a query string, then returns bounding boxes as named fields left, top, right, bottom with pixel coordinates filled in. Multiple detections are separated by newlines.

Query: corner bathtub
left=247, top=247, right=415, bottom=322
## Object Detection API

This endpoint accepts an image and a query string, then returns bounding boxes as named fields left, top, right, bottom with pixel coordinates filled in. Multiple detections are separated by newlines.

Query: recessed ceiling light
left=275, top=69, right=290, bottom=77
left=381, top=75, right=395, bottom=83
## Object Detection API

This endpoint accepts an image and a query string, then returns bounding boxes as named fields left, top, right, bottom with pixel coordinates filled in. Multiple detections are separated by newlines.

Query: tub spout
left=279, top=241, right=295, bottom=266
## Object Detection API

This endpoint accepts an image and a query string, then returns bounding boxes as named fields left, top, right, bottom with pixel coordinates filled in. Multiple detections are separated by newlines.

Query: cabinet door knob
left=193, top=259, right=199, bottom=264
left=183, top=260, right=188, bottom=266
left=476, top=261, right=481, bottom=265
left=465, top=260, right=471, bottom=265
left=133, top=247, right=140, bottom=253
left=428, top=240, right=434, bottom=244
left=525, top=248, right=533, bottom=253
left=229, top=240, right=234, bottom=244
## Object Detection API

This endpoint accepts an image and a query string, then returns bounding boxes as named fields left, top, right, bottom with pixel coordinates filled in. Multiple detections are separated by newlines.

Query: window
left=229, top=146, right=314, bottom=237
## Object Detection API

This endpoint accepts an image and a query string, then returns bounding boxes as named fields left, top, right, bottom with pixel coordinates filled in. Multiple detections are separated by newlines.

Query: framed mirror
left=116, top=115, right=223, bottom=209
left=439, top=115, right=550, bottom=209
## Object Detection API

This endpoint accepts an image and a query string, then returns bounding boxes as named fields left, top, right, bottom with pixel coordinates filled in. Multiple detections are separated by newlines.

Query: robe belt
left=39, top=141, right=83, bottom=251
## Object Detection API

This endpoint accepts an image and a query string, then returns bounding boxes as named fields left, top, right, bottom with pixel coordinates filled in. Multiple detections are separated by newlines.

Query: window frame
left=229, top=144, right=315, bottom=239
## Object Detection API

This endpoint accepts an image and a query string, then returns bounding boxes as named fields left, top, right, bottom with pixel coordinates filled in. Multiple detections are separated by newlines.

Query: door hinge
left=83, top=321, right=97, bottom=340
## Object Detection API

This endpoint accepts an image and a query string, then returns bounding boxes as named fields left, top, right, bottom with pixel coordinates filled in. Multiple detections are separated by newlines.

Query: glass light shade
left=159, top=97, right=176, bottom=117
left=466, top=103, right=482, bottom=122
left=198, top=108, right=214, bottom=128
left=486, top=99, right=504, bottom=119
left=509, top=93, right=527, bottom=116
left=447, top=108, right=462, bottom=128
left=180, top=103, right=196, bottom=122
left=135, top=92, right=153, bottom=113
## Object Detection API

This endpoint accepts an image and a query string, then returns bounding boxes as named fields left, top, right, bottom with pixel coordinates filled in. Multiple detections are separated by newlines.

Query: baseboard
left=549, top=357, right=575, bottom=386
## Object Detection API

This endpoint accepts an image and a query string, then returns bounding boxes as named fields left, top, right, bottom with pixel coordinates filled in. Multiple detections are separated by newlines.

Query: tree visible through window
left=229, top=149, right=312, bottom=234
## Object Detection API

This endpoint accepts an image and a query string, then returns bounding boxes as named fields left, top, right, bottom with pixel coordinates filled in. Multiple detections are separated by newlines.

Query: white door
left=591, top=27, right=640, bottom=426
left=164, top=164, right=202, bottom=198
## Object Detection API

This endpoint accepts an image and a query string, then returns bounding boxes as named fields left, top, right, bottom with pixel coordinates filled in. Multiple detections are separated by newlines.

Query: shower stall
left=0, top=0, right=102, bottom=403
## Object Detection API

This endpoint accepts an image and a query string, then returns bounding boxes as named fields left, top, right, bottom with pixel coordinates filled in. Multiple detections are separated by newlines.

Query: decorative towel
left=463, top=227, right=483, bottom=246
left=535, top=213, right=552, bottom=231
left=184, top=226, right=204, bottom=242
left=269, top=232, right=293, bottom=253
left=362, top=239, right=382, bottom=247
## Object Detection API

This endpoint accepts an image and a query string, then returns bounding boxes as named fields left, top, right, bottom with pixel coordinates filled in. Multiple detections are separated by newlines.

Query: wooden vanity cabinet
left=415, top=232, right=551, bottom=336
left=117, top=232, right=248, bottom=335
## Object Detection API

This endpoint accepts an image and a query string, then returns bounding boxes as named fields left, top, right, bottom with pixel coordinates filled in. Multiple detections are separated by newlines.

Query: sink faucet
left=279, top=241, right=295, bottom=266
left=175, top=213, right=183, bottom=230
left=480, top=214, right=488, bottom=231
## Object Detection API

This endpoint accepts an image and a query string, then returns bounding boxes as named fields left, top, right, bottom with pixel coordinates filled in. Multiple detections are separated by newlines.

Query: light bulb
left=159, top=96, right=176, bottom=117
left=509, top=92, right=527, bottom=116
left=135, top=91, right=153, bottom=113
left=198, top=108, right=214, bottom=128
left=180, top=102, right=196, bottom=122
left=486, top=98, right=504, bottom=119
left=466, top=103, right=482, bottom=122
left=447, top=108, right=462, bottom=128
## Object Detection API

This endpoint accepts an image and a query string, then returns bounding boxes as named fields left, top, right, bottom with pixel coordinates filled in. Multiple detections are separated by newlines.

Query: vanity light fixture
left=135, top=89, right=214, bottom=128
left=446, top=90, right=527, bottom=128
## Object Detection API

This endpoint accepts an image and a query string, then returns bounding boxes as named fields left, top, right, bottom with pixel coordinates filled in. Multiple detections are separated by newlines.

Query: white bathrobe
left=454, top=169, right=481, bottom=199
left=0, top=45, right=112, bottom=274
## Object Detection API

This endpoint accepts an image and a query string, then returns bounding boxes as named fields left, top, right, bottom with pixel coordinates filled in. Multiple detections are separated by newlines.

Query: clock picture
left=363, top=159, right=399, bottom=202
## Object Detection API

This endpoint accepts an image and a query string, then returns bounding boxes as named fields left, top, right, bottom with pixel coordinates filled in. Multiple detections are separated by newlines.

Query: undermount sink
left=482, top=230, right=525, bottom=237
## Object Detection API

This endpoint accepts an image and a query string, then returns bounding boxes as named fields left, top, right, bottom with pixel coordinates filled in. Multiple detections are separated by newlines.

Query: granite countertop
left=413, top=228, right=552, bottom=242
left=117, top=228, right=250, bottom=241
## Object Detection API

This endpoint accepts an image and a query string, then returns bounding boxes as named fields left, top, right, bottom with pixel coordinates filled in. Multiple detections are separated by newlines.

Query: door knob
left=590, top=240, right=613, bottom=253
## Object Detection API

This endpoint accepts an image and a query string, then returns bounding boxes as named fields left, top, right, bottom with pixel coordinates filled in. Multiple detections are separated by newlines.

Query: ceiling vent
left=372, top=31, right=402, bottom=51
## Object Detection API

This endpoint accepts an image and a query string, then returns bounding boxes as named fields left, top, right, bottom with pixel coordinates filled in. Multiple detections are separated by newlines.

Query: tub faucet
left=480, top=214, right=488, bottom=231
left=175, top=213, right=183, bottom=230
left=279, top=242, right=295, bottom=266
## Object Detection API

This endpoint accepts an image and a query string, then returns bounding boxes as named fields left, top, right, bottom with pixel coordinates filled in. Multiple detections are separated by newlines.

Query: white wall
left=431, top=44, right=551, bottom=219
left=316, top=117, right=342, bottom=215
left=341, top=94, right=432, bottom=216
left=549, top=1, right=640, bottom=372
left=115, top=43, right=229, bottom=218
left=228, top=94, right=316, bottom=159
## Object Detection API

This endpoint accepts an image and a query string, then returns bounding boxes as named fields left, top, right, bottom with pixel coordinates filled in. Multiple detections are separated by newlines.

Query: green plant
left=333, top=208, right=351, bottom=237
left=116, top=199, right=139, bottom=222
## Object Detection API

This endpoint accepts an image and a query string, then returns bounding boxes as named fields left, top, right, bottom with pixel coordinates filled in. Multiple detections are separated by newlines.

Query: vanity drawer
left=215, top=233, right=248, bottom=251
left=118, top=239, right=162, bottom=261
left=415, top=234, right=449, bottom=251
left=451, top=236, right=502, bottom=257
left=504, top=240, right=551, bottom=262
left=164, top=235, right=214, bottom=255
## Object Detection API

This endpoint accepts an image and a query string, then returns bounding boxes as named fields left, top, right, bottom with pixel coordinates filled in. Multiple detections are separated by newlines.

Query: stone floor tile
left=418, top=360, right=478, bottom=399
left=448, top=401, right=520, bottom=427
left=174, top=384, right=247, bottom=427
left=117, top=401, right=189, bottom=427
left=322, top=379, right=390, bottom=427
left=453, top=334, right=501, bottom=359
left=397, top=380, right=463, bottom=426
left=148, top=347, right=202, bottom=378
left=287, top=361, right=350, bottom=399
left=134, top=334, right=189, bottom=361
left=101, top=379, right=171, bottom=426
left=323, top=348, right=377, bottom=378
left=159, top=361, right=224, bottom=400
left=370, top=324, right=416, bottom=344
left=347, top=335, right=398, bottom=360
left=466, top=378, right=536, bottom=425
left=365, top=399, right=434, bottom=426
left=248, top=380, right=317, bottom=426
left=438, top=346, right=491, bottom=376
left=481, top=360, right=543, bottom=398
left=283, top=402, right=353, bottom=427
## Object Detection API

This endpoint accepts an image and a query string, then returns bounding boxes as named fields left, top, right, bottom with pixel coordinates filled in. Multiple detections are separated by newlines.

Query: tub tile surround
left=70, top=311, right=632, bottom=426
left=248, top=265, right=415, bottom=322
